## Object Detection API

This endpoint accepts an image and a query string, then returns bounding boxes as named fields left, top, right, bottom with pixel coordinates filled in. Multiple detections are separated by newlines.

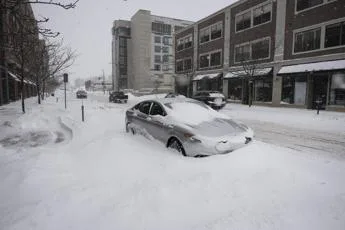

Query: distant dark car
left=76, top=90, right=87, bottom=99
left=193, top=91, right=226, bottom=110
left=109, top=91, right=128, bottom=103
left=165, top=92, right=186, bottom=98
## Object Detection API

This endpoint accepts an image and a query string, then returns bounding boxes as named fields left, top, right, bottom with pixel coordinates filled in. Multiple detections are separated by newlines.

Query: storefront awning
left=8, top=71, right=36, bottom=85
left=8, top=71, right=21, bottom=82
left=193, top=73, right=220, bottom=81
left=278, top=59, right=345, bottom=75
left=224, top=68, right=272, bottom=79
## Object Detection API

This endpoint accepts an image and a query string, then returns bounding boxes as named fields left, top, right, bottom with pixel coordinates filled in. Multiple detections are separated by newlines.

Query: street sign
left=63, top=73, right=68, bottom=83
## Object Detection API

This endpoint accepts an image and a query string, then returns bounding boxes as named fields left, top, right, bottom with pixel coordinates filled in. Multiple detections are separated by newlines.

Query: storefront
left=193, top=72, right=222, bottom=93
left=224, top=68, right=273, bottom=104
left=278, top=60, right=345, bottom=111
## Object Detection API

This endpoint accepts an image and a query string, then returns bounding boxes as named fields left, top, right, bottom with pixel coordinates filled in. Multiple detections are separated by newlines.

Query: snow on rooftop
left=278, top=59, right=345, bottom=75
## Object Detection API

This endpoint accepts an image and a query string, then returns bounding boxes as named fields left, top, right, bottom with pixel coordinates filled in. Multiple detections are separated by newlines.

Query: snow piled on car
left=164, top=101, right=229, bottom=126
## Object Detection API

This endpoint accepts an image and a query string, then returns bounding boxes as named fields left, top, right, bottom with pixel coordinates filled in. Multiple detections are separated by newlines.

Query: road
left=239, top=119, right=345, bottom=161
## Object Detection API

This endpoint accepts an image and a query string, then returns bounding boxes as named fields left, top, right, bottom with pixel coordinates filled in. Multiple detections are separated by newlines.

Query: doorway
left=312, top=74, right=328, bottom=109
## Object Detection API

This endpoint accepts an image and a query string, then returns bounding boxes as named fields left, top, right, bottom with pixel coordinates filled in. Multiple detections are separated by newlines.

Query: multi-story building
left=0, top=0, right=39, bottom=105
left=174, top=0, right=345, bottom=111
left=111, top=10, right=193, bottom=91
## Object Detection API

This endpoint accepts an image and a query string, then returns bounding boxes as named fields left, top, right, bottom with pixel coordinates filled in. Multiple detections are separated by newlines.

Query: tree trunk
left=37, top=84, right=41, bottom=104
left=42, top=80, right=46, bottom=100
left=20, top=77, right=25, bottom=113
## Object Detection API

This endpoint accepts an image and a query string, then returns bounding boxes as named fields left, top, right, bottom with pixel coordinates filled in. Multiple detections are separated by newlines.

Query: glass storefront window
left=253, top=77, right=272, bottom=102
left=281, top=75, right=307, bottom=105
left=329, top=72, right=345, bottom=106
left=228, top=78, right=242, bottom=100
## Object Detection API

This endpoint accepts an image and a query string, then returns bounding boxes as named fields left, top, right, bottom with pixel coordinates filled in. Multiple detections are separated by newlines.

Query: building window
left=162, top=46, right=169, bottom=53
left=184, top=35, right=193, bottom=48
left=163, top=36, right=171, bottom=45
left=152, top=22, right=172, bottom=35
left=162, top=65, right=170, bottom=71
left=154, top=36, right=161, bottom=43
left=184, top=58, right=192, bottom=71
left=236, top=11, right=251, bottom=32
left=211, top=22, right=222, bottom=40
left=253, top=3, right=272, bottom=26
left=325, top=22, right=345, bottom=48
left=281, top=75, right=307, bottom=105
left=155, top=46, right=161, bottom=53
left=177, top=39, right=184, bottom=51
left=235, top=44, right=250, bottom=62
left=254, top=77, right=273, bottom=102
left=200, top=54, right=209, bottom=68
left=154, top=55, right=161, bottom=63
left=251, top=39, right=270, bottom=60
left=154, top=64, right=161, bottom=71
left=329, top=72, right=345, bottom=106
left=176, top=60, right=184, bottom=72
left=199, top=27, right=210, bottom=43
left=294, top=28, right=321, bottom=53
left=210, top=52, right=221, bottom=66
left=296, top=0, right=323, bottom=12
left=162, top=55, right=169, bottom=63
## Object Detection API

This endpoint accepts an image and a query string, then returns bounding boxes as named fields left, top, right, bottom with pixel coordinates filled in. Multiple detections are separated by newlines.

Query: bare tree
left=231, top=37, right=283, bottom=107
left=0, top=0, right=78, bottom=112
left=41, top=38, right=76, bottom=99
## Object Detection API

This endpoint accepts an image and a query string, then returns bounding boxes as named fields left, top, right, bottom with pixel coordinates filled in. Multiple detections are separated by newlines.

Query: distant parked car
left=193, top=91, right=226, bottom=110
left=125, top=98, right=253, bottom=157
left=109, top=91, right=128, bottom=103
left=165, top=92, right=186, bottom=98
left=76, top=90, right=87, bottom=99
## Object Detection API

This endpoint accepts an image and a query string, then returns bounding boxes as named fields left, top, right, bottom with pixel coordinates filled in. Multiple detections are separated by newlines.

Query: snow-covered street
left=1, top=92, right=345, bottom=230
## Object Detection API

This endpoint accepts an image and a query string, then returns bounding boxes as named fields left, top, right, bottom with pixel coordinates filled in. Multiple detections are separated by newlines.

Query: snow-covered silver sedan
left=125, top=98, right=254, bottom=157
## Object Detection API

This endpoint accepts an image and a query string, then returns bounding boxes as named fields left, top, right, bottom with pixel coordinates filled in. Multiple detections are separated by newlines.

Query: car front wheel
left=168, top=138, right=186, bottom=156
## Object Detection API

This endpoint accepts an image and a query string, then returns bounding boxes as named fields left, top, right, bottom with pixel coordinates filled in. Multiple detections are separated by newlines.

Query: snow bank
left=1, top=94, right=345, bottom=230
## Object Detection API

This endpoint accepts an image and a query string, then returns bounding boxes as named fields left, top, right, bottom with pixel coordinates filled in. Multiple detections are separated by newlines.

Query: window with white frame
left=155, top=46, right=161, bottom=53
left=210, top=52, right=221, bottom=66
left=177, top=39, right=184, bottom=51
left=154, top=55, right=161, bottom=63
left=176, top=60, right=184, bottom=72
left=211, top=22, right=223, bottom=40
left=162, top=46, right=169, bottom=53
left=253, top=2, right=272, bottom=26
left=154, top=64, right=161, bottom=71
left=251, top=39, right=270, bottom=60
left=200, top=54, right=210, bottom=68
left=325, top=22, right=345, bottom=48
left=163, top=36, right=171, bottom=45
left=162, top=55, right=169, bottom=63
left=154, top=36, right=161, bottom=43
left=294, top=28, right=321, bottom=53
left=184, top=35, right=193, bottom=48
left=199, top=21, right=223, bottom=44
left=296, top=0, right=324, bottom=12
left=199, top=27, right=210, bottom=43
left=184, top=58, right=192, bottom=70
left=235, top=43, right=250, bottom=62
left=236, top=11, right=251, bottom=32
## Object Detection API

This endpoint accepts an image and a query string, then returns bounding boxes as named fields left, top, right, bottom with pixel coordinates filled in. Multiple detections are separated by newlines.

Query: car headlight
left=184, top=133, right=202, bottom=143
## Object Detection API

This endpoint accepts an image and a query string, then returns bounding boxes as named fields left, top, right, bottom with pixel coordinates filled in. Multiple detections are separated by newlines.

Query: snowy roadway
left=0, top=91, right=345, bottom=230
left=222, top=105, right=345, bottom=161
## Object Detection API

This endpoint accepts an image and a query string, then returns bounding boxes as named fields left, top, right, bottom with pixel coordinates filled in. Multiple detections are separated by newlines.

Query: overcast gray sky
left=32, top=0, right=236, bottom=81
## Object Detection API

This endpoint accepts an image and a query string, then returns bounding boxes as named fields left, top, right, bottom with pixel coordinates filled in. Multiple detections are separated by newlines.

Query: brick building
left=174, top=0, right=345, bottom=111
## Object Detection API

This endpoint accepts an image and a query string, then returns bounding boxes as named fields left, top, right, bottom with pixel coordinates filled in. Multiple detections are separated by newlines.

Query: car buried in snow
left=125, top=98, right=254, bottom=157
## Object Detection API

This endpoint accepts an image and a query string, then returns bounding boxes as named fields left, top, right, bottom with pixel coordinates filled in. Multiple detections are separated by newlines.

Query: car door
left=135, top=101, right=153, bottom=135
left=148, top=102, right=170, bottom=143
